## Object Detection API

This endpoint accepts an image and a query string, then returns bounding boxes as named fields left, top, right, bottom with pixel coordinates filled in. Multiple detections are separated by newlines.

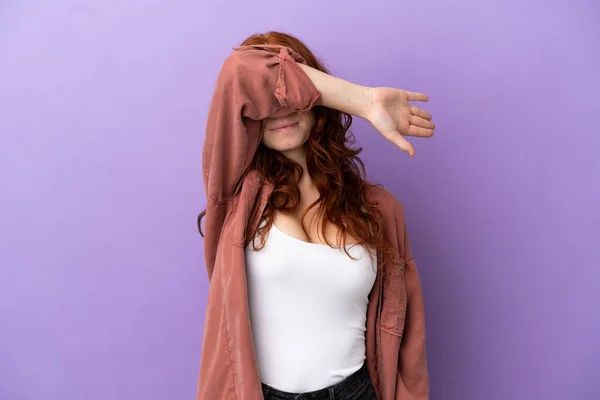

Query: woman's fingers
left=409, top=106, right=432, bottom=121
left=391, top=132, right=415, bottom=156
left=406, top=91, right=429, bottom=102
left=407, top=124, right=435, bottom=137
left=410, top=115, right=435, bottom=129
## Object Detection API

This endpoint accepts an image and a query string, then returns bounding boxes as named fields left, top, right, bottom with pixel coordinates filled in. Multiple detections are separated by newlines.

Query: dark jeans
left=261, top=363, right=377, bottom=400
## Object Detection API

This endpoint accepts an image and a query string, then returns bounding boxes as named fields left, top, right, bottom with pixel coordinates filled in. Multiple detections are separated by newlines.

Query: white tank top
left=244, top=222, right=377, bottom=393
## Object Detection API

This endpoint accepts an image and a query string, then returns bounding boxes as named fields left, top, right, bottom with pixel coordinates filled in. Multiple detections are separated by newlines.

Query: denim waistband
left=260, top=362, right=371, bottom=399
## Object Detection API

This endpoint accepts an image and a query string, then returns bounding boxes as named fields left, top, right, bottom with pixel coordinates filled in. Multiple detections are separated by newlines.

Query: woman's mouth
left=270, top=122, right=299, bottom=132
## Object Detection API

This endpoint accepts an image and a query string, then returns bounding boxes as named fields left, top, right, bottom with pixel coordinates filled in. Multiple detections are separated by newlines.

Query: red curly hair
left=234, top=31, right=395, bottom=265
left=197, top=31, right=395, bottom=265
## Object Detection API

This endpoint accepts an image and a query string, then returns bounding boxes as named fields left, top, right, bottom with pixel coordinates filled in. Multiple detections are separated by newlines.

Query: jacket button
left=256, top=176, right=263, bottom=183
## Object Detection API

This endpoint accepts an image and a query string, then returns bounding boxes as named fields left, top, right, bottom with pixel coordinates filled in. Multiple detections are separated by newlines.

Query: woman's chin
left=266, top=141, right=305, bottom=153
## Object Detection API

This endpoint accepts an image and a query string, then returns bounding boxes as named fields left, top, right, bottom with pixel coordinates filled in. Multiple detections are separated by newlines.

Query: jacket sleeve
left=397, top=221, right=430, bottom=399
left=202, top=44, right=322, bottom=279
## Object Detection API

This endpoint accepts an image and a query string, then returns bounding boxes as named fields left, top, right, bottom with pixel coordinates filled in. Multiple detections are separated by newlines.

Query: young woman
left=197, top=31, right=433, bottom=400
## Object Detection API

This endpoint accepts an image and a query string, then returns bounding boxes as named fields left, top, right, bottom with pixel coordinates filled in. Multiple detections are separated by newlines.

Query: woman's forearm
left=298, top=63, right=373, bottom=120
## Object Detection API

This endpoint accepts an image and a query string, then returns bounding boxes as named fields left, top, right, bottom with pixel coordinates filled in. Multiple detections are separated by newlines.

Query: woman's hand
left=367, top=87, right=435, bottom=156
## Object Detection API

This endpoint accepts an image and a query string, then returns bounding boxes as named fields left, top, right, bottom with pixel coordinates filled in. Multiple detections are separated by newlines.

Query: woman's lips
left=270, top=122, right=299, bottom=132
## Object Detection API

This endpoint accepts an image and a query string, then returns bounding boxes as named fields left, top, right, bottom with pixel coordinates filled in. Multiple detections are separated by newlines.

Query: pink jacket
left=198, top=44, right=429, bottom=400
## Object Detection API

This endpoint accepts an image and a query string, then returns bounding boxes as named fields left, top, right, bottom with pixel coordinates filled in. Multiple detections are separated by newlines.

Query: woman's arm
left=202, top=45, right=321, bottom=279
left=204, top=45, right=321, bottom=204
left=298, top=63, right=435, bottom=157
left=297, top=64, right=374, bottom=120
left=396, top=223, right=429, bottom=399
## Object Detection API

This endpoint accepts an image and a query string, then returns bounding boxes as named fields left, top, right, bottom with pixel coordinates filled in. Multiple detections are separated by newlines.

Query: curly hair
left=228, top=31, right=395, bottom=265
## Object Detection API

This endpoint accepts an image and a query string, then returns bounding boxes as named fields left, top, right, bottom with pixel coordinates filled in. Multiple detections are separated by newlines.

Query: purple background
left=1, top=1, right=599, bottom=399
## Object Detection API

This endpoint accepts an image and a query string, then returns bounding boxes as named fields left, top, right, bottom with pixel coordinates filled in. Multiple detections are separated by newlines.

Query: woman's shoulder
left=365, top=182, right=406, bottom=222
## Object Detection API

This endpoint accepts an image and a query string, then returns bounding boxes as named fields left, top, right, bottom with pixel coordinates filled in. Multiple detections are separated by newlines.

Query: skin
left=260, top=110, right=316, bottom=169
left=260, top=110, right=332, bottom=245
left=298, top=64, right=435, bottom=157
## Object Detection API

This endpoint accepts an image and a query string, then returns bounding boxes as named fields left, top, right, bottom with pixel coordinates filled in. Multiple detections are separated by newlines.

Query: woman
left=197, top=31, right=433, bottom=400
